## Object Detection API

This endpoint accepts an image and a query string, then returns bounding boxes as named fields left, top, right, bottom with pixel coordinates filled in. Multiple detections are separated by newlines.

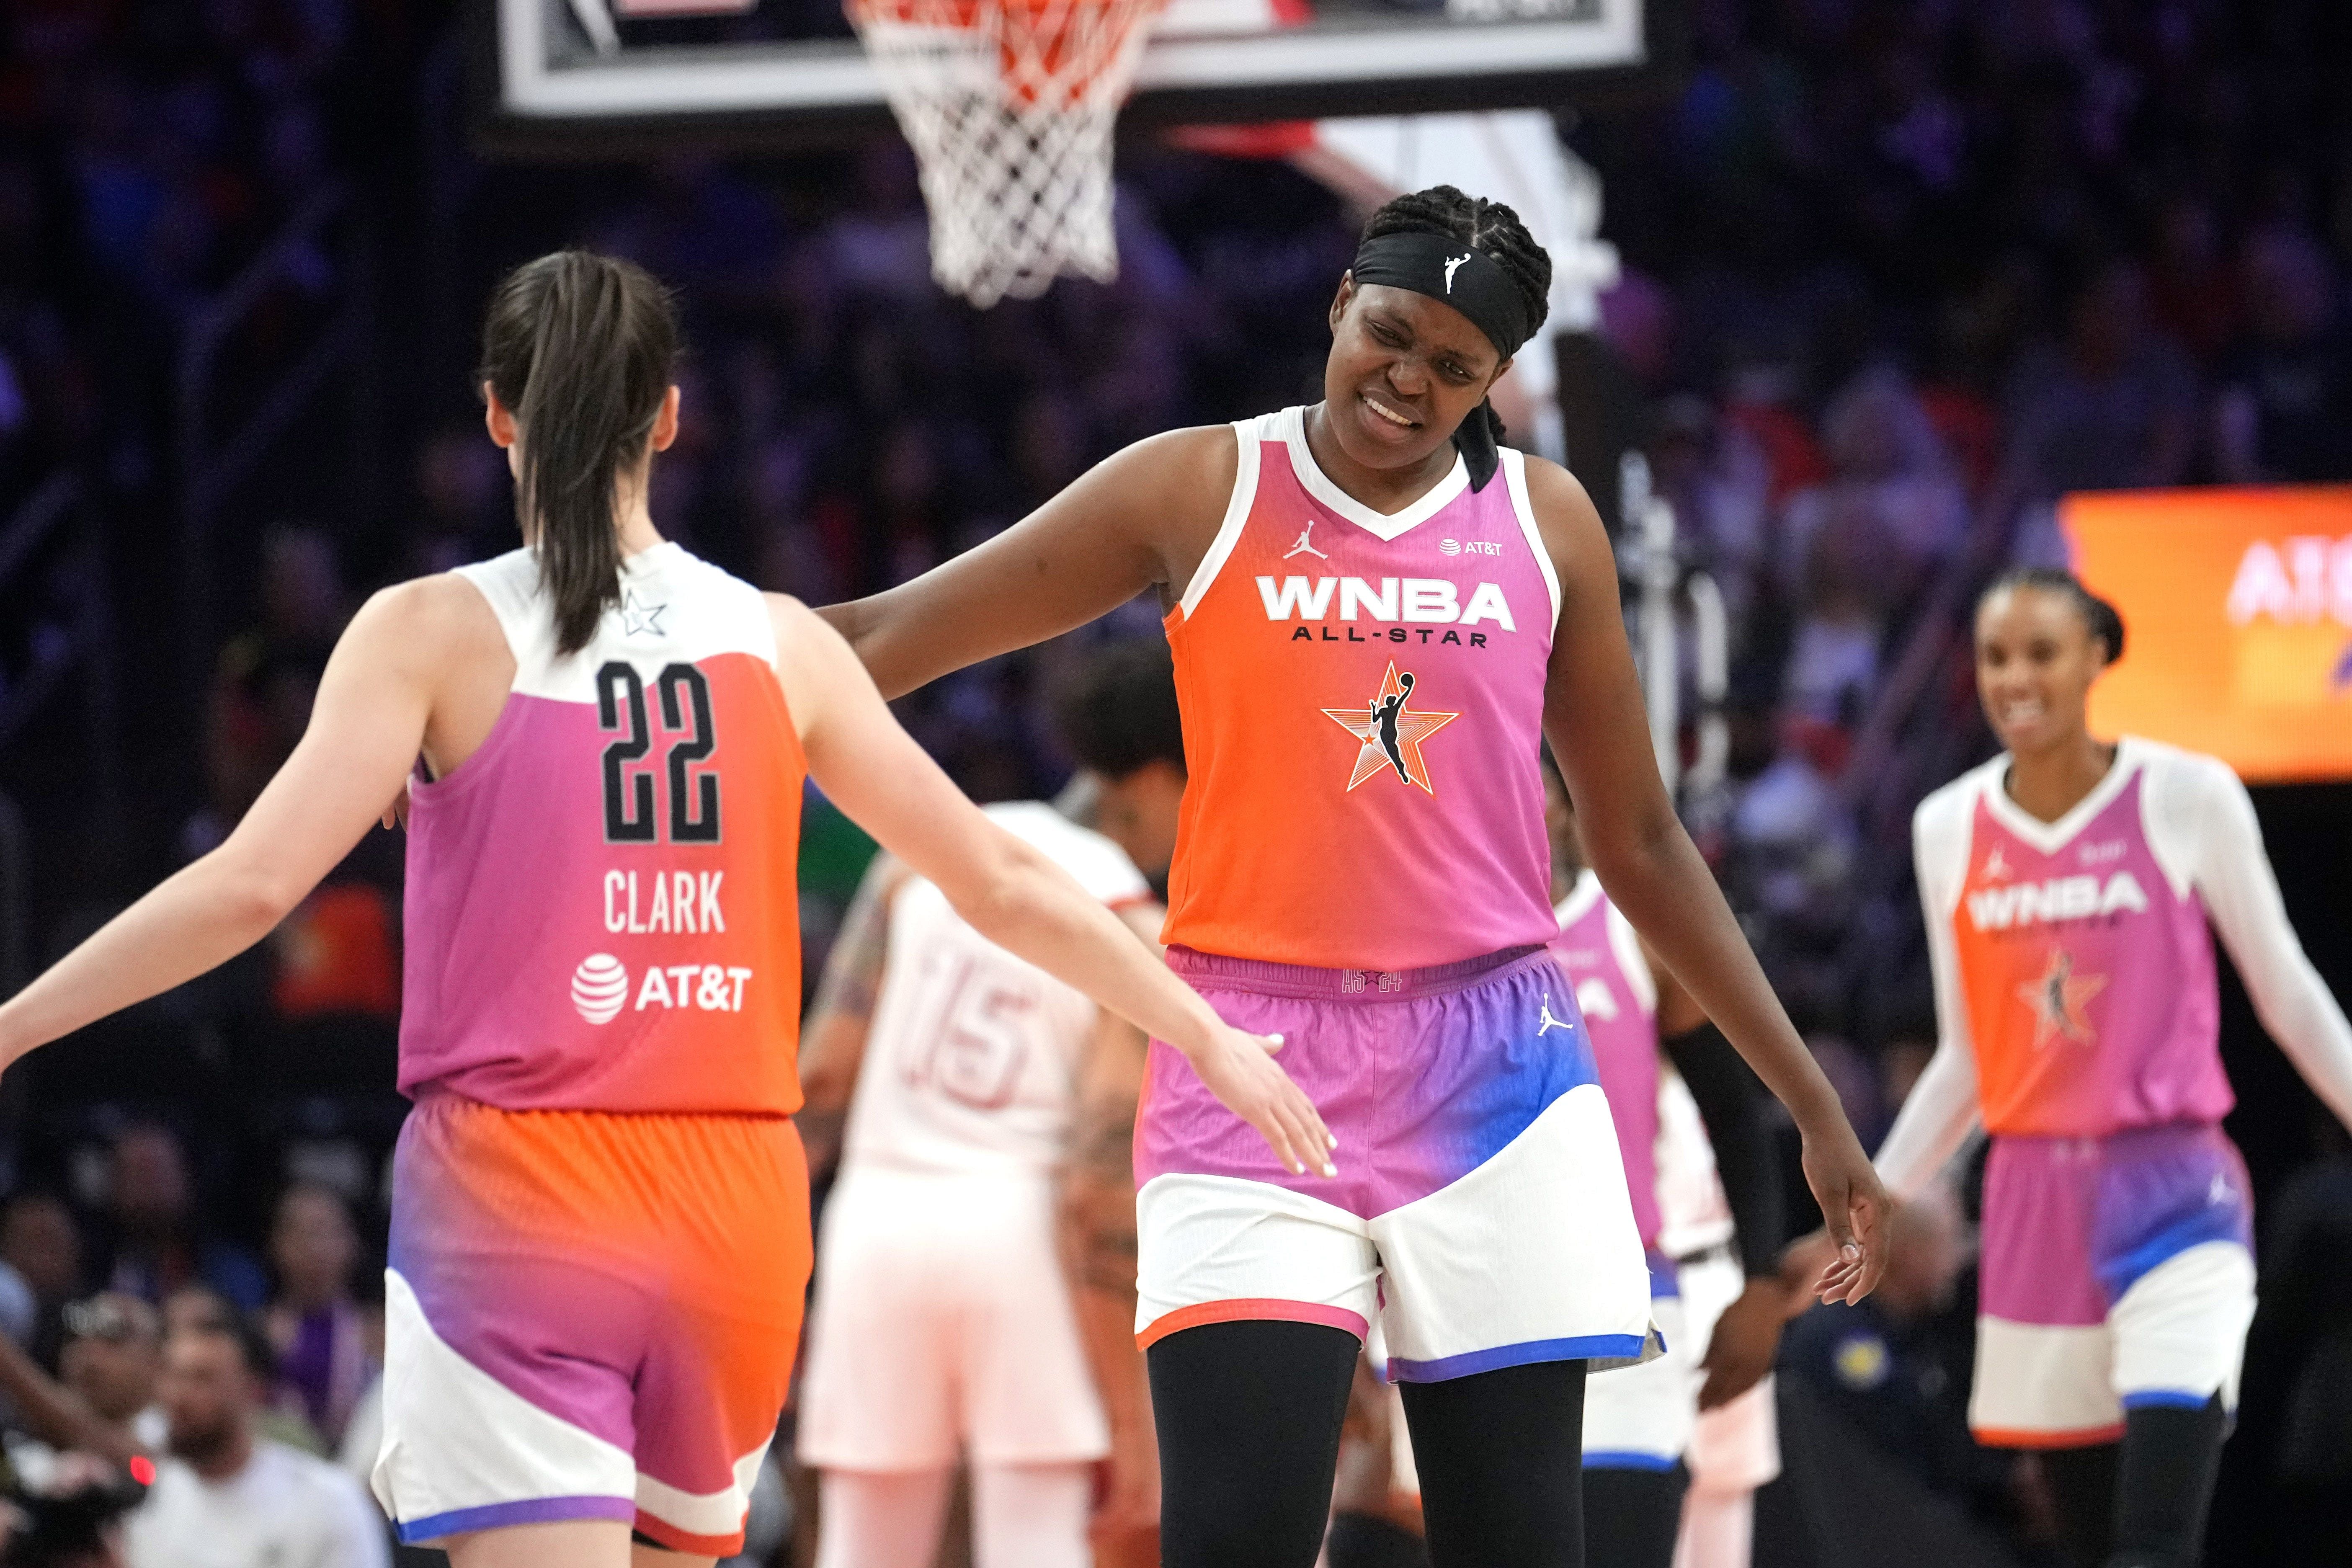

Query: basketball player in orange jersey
left=820, top=186, right=1888, bottom=1568
left=1870, top=567, right=2352, bottom=1568
left=0, top=251, right=1328, bottom=1568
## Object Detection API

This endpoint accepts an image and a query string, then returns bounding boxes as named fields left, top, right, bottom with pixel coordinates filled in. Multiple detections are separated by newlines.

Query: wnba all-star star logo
left=2017, top=947, right=2107, bottom=1048
left=1321, top=662, right=1460, bottom=794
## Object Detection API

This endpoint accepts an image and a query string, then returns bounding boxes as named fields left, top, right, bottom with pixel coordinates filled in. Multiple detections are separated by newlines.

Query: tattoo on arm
left=808, top=852, right=899, bottom=1027
left=1066, top=1104, right=1140, bottom=1294
left=1060, top=1007, right=1150, bottom=1297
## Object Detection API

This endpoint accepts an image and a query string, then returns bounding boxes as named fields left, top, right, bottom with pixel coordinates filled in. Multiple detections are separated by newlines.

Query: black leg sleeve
left=1327, top=1514, right=1434, bottom=1568
left=2040, top=1442, right=2121, bottom=1568
left=1400, top=1359, right=1588, bottom=1568
left=1660, top=1021, right=1786, bottom=1277
left=1581, top=1465, right=1688, bottom=1568
left=1149, top=1320, right=1361, bottom=1568
left=2109, top=1397, right=2228, bottom=1568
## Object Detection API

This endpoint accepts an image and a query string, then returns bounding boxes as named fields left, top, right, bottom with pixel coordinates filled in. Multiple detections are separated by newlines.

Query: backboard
left=473, top=0, right=1684, bottom=156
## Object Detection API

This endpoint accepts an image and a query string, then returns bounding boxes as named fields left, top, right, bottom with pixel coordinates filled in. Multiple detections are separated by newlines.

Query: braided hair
left=1980, top=566, right=2128, bottom=665
left=1358, top=186, right=1553, bottom=472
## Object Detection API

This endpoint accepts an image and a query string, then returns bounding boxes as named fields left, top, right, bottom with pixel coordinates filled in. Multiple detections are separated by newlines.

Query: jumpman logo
left=1444, top=253, right=1471, bottom=294
left=1284, top=519, right=1329, bottom=560
left=1537, top=995, right=1571, bottom=1035
left=1371, top=673, right=1416, bottom=784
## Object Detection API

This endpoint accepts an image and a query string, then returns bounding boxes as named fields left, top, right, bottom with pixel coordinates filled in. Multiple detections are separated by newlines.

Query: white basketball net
left=850, top=0, right=1162, bottom=307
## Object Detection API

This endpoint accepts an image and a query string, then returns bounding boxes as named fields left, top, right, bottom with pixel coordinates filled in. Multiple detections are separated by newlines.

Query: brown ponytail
left=478, top=251, right=680, bottom=656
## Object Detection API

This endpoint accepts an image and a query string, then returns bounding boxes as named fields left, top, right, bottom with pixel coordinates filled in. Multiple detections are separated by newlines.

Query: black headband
left=1349, top=231, right=1534, bottom=361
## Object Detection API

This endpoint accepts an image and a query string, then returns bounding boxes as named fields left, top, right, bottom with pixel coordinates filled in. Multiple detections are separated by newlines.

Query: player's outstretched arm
left=1523, top=458, right=1888, bottom=1305
left=815, top=426, right=1233, bottom=699
left=0, top=583, right=446, bottom=1072
left=770, top=594, right=1336, bottom=1178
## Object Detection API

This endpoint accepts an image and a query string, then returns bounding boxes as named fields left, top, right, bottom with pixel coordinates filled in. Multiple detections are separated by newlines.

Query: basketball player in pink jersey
left=792, top=643, right=1186, bottom=1568
left=0, top=251, right=1328, bottom=1568
left=818, top=187, right=1888, bottom=1568
left=1542, top=762, right=1787, bottom=1568
left=1874, top=567, right=2352, bottom=1568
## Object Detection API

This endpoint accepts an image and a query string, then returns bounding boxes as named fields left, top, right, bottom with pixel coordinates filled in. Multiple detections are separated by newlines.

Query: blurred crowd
left=0, top=0, right=2348, bottom=1564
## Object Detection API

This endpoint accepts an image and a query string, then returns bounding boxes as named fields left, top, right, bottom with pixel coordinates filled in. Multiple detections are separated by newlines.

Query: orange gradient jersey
left=400, top=544, right=806, bottom=1114
left=1161, top=407, right=1562, bottom=972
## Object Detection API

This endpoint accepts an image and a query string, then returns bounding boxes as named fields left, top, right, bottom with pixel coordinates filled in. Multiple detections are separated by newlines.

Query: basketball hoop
left=848, top=0, right=1163, bottom=307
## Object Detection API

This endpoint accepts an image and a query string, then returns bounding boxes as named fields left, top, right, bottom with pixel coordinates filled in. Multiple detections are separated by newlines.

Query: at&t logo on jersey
left=1966, top=872, right=2148, bottom=932
left=1438, top=538, right=1504, bottom=557
left=569, top=952, right=757, bottom=1022
left=572, top=954, right=630, bottom=1025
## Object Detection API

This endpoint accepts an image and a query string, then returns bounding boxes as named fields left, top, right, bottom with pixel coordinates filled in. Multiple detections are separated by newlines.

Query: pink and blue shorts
left=1133, top=944, right=1657, bottom=1382
left=1971, top=1121, right=2254, bottom=1447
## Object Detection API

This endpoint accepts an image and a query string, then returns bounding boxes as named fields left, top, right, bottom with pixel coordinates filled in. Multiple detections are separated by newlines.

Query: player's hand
left=1797, top=1128, right=1890, bottom=1305
left=1696, top=1278, right=1786, bottom=1409
left=1182, top=1026, right=1336, bottom=1178
left=1776, top=1231, right=1837, bottom=1315
left=1092, top=1422, right=1161, bottom=1544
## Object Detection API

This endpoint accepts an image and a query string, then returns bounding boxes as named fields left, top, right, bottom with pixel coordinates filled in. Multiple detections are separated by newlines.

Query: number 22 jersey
left=398, top=543, right=807, bottom=1115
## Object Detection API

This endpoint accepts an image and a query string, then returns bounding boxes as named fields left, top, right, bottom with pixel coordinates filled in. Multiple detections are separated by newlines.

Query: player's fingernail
left=1321, top=1163, right=1337, bottom=1178
left=1326, top=1134, right=1339, bottom=1149
left=1841, top=1243, right=1859, bottom=1260
left=1268, top=1032, right=1284, bottom=1044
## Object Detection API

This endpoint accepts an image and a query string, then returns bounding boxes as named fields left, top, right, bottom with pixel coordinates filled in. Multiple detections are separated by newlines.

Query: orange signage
left=2061, top=487, right=2352, bottom=782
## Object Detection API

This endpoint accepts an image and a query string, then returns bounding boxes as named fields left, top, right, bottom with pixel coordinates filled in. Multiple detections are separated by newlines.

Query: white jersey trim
left=1277, top=404, right=1467, bottom=542
left=1975, top=740, right=2141, bottom=856
left=1551, top=869, right=1604, bottom=931
left=1500, top=448, right=1564, bottom=629
left=454, top=543, right=777, bottom=704
left=1553, top=871, right=1656, bottom=1018
left=1602, top=900, right=1658, bottom=1019
left=1175, top=418, right=1265, bottom=620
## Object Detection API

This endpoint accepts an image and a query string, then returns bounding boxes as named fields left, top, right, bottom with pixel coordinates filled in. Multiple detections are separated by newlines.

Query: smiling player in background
left=1875, top=566, right=2352, bottom=1568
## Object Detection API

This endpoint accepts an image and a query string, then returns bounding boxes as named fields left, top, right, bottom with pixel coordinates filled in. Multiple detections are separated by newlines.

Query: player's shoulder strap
left=1172, top=414, right=1273, bottom=620
left=1495, top=446, right=1563, bottom=630
left=1599, top=895, right=1657, bottom=1016
left=1913, top=758, right=2000, bottom=918
left=448, top=543, right=781, bottom=704
left=451, top=549, right=556, bottom=690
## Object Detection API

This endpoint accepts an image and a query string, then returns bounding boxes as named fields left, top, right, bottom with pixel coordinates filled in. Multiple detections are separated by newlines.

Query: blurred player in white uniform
left=796, top=641, right=1189, bottom=1568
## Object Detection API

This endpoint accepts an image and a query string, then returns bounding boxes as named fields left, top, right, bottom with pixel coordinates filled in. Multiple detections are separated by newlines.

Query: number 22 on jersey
left=597, top=660, right=722, bottom=843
